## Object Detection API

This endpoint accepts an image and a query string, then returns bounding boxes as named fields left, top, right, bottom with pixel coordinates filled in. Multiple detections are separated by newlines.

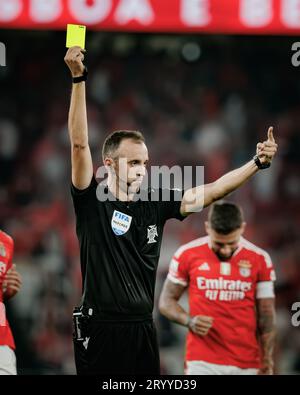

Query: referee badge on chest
left=111, top=210, right=132, bottom=236
left=147, top=225, right=158, bottom=244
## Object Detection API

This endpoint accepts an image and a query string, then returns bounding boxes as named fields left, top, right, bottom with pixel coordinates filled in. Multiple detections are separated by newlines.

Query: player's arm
left=256, top=297, right=276, bottom=375
left=2, top=264, right=22, bottom=301
left=64, top=46, right=93, bottom=190
left=180, top=127, right=278, bottom=216
left=159, top=279, right=213, bottom=336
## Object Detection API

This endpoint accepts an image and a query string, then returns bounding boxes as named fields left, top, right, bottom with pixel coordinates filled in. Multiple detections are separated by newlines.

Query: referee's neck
left=107, top=181, right=132, bottom=202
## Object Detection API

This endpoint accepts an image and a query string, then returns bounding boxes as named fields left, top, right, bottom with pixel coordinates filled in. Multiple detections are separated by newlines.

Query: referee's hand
left=188, top=315, right=214, bottom=337
left=64, top=46, right=86, bottom=78
left=256, top=126, right=278, bottom=165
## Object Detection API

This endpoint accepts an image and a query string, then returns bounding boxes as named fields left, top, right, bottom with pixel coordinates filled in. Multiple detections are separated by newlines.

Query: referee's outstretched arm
left=180, top=127, right=278, bottom=216
left=65, top=46, right=93, bottom=190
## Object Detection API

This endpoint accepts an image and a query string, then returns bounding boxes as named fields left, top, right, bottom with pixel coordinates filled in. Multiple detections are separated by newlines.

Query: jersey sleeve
left=167, top=247, right=190, bottom=287
left=158, top=188, right=186, bottom=223
left=71, top=175, right=98, bottom=217
left=256, top=252, right=276, bottom=299
left=0, top=235, right=13, bottom=279
left=6, top=237, right=14, bottom=273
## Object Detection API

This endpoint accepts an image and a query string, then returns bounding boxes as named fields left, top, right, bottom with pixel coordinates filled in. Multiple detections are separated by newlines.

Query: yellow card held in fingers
left=66, top=24, right=86, bottom=49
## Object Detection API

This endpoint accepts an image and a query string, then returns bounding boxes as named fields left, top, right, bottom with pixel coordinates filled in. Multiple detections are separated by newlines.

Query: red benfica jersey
left=168, top=236, right=276, bottom=369
left=0, top=230, right=16, bottom=349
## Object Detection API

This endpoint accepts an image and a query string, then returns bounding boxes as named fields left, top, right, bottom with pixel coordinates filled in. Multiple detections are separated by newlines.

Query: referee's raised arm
left=64, top=46, right=93, bottom=190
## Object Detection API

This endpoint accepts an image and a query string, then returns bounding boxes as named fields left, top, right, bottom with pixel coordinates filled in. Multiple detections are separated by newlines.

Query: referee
left=64, top=47, right=278, bottom=375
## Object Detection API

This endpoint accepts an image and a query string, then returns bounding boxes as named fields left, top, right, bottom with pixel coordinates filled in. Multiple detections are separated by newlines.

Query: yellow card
left=66, top=24, right=86, bottom=49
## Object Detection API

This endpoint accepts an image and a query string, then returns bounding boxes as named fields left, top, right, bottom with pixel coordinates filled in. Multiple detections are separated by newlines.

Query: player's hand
left=64, top=46, right=86, bottom=78
left=256, top=127, right=278, bottom=165
left=188, top=315, right=213, bottom=336
left=2, top=264, right=22, bottom=299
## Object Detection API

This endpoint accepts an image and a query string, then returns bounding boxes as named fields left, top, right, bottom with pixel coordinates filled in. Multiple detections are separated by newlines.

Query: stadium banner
left=1, top=0, right=300, bottom=35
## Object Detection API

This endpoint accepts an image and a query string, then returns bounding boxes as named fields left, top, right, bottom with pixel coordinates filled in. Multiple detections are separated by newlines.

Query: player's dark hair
left=102, top=130, right=145, bottom=161
left=208, top=201, right=244, bottom=234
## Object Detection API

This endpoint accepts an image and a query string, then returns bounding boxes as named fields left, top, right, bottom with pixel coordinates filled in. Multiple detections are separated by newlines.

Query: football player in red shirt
left=159, top=202, right=276, bottom=375
left=0, top=230, right=22, bottom=375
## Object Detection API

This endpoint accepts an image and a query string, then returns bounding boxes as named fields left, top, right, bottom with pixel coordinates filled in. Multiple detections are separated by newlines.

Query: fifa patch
left=220, top=262, right=231, bottom=276
left=0, top=242, right=6, bottom=257
left=147, top=225, right=158, bottom=244
left=111, top=210, right=132, bottom=236
left=238, top=260, right=252, bottom=277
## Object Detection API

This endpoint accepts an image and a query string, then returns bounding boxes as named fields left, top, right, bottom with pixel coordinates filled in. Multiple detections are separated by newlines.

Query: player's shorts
left=0, top=346, right=17, bottom=375
left=185, top=360, right=258, bottom=375
left=73, top=315, right=160, bottom=375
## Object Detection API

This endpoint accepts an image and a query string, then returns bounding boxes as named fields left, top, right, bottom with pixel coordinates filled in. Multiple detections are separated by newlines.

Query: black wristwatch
left=72, top=66, right=88, bottom=84
left=253, top=154, right=271, bottom=169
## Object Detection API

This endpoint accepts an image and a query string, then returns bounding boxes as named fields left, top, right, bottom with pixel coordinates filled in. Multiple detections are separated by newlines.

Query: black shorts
left=73, top=316, right=160, bottom=375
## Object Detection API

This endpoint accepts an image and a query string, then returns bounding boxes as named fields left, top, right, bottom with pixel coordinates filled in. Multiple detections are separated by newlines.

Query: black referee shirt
left=71, top=175, right=186, bottom=319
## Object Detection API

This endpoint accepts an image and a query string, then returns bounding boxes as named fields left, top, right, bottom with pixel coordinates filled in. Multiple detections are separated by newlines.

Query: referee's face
left=114, top=139, right=149, bottom=194
left=206, top=223, right=246, bottom=260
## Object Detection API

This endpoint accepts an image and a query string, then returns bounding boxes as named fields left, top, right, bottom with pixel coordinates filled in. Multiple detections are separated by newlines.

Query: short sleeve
left=257, top=252, right=276, bottom=283
left=158, top=188, right=186, bottom=223
left=167, top=247, right=190, bottom=287
left=71, top=175, right=98, bottom=217
left=256, top=252, right=276, bottom=299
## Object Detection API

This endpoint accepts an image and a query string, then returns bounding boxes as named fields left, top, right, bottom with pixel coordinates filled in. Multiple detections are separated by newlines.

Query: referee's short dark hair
left=208, top=201, right=244, bottom=234
left=102, top=130, right=145, bottom=161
